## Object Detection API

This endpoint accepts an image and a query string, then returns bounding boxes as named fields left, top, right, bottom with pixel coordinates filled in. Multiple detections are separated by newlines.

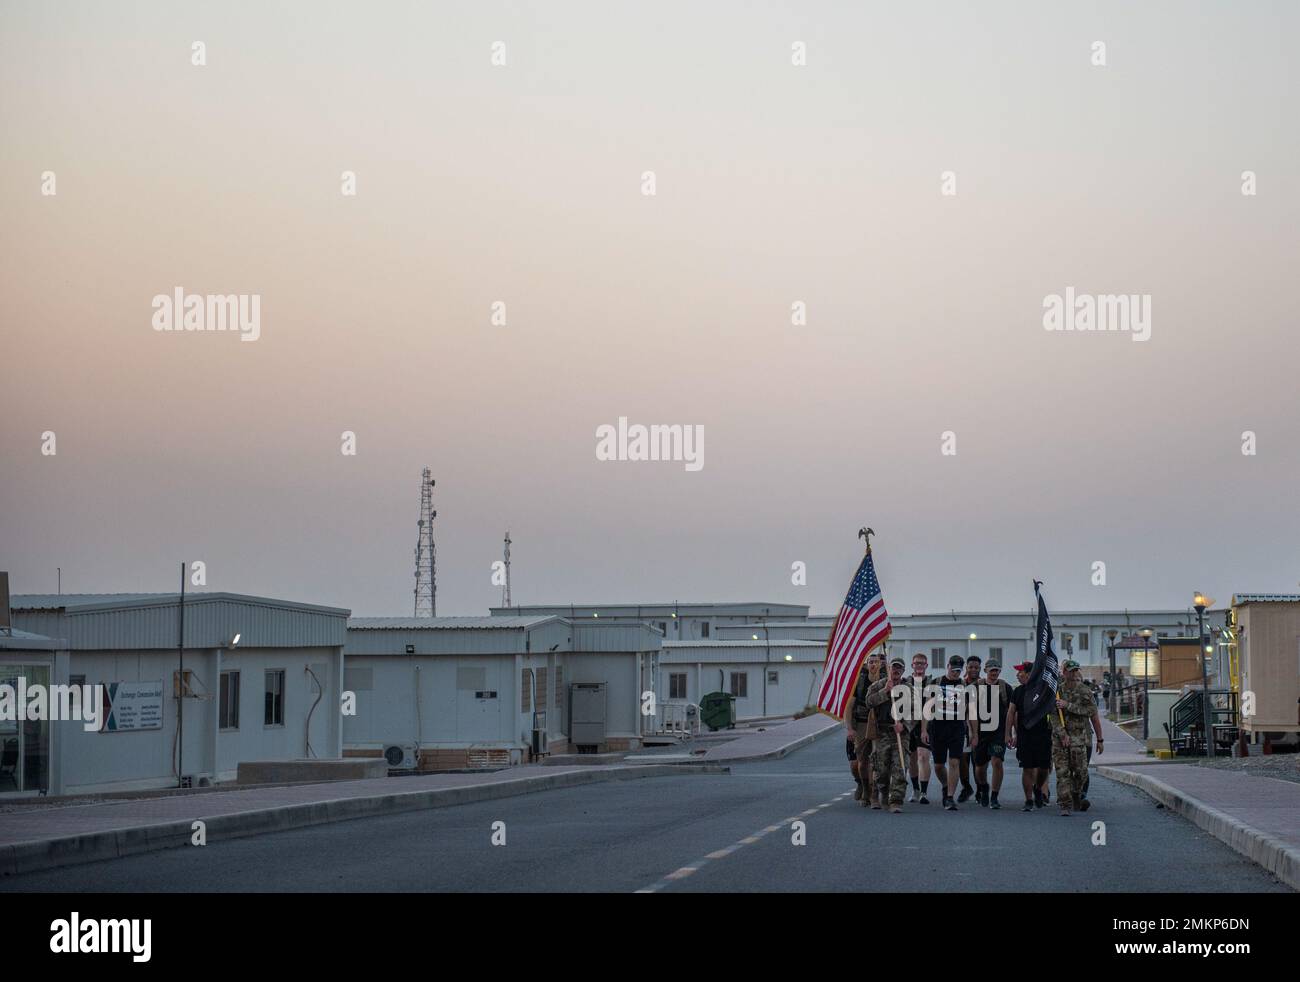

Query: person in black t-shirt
left=973, top=661, right=1012, bottom=808
left=921, top=655, right=978, bottom=810
left=957, top=655, right=982, bottom=801
left=1006, top=662, right=1052, bottom=811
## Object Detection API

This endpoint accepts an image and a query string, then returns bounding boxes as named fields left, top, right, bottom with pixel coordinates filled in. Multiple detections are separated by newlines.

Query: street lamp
left=1139, top=628, right=1154, bottom=741
left=1106, top=629, right=1119, bottom=716
left=1193, top=593, right=1215, bottom=757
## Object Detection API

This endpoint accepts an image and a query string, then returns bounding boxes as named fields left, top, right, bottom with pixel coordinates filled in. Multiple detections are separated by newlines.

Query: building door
left=0, top=664, right=50, bottom=794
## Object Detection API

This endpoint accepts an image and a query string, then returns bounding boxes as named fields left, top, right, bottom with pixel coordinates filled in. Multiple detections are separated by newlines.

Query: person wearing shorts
left=1007, top=661, right=1052, bottom=810
left=973, top=661, right=1012, bottom=809
left=957, top=655, right=982, bottom=801
left=921, top=655, right=978, bottom=810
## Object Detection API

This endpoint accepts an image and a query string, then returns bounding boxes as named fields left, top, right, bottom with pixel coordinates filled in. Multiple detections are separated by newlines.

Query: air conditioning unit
left=384, top=744, right=420, bottom=770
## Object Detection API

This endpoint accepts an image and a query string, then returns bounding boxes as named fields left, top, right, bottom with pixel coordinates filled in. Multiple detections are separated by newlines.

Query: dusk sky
left=2, top=1, right=1297, bottom=617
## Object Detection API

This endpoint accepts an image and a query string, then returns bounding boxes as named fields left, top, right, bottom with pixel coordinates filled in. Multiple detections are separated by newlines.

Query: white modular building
left=7, top=593, right=348, bottom=795
left=489, top=602, right=810, bottom=645
left=658, top=639, right=828, bottom=721
left=343, top=617, right=662, bottom=768
left=713, top=609, right=1208, bottom=675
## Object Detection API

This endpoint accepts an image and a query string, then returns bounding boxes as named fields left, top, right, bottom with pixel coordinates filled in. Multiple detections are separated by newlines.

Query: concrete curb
left=0, top=763, right=726, bottom=878
left=1098, top=765, right=1300, bottom=892
left=702, top=718, right=840, bottom=764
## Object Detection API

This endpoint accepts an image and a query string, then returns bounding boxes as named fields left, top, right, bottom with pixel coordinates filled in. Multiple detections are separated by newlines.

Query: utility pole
left=177, top=562, right=186, bottom=788
left=413, top=468, right=436, bottom=617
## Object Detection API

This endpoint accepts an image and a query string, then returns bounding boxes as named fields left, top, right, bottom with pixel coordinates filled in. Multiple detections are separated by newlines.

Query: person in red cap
left=1006, top=661, right=1052, bottom=811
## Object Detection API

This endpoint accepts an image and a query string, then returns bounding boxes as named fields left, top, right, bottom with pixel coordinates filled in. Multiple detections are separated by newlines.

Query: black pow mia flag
left=1021, top=581, right=1062, bottom=731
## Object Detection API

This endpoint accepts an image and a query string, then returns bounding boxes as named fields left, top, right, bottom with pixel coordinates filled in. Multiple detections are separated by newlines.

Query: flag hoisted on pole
left=816, top=530, right=892, bottom=720
left=1021, top=580, right=1063, bottom=731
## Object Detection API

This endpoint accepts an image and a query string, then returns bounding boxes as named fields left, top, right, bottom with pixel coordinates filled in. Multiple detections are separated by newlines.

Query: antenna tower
left=414, top=468, right=436, bottom=617
left=503, top=531, right=512, bottom=607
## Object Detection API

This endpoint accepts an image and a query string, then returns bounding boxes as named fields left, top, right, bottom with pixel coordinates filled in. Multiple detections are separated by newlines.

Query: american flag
left=817, top=550, right=892, bottom=719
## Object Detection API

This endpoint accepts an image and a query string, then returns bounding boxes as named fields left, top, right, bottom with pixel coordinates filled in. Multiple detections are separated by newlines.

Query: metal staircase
left=1168, top=688, right=1239, bottom=756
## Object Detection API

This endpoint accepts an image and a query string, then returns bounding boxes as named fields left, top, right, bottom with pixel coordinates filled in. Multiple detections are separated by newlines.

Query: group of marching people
left=845, top=649, right=1104, bottom=816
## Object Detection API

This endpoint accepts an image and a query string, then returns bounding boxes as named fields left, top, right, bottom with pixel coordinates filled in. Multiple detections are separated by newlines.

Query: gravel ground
left=1187, top=752, right=1300, bottom=785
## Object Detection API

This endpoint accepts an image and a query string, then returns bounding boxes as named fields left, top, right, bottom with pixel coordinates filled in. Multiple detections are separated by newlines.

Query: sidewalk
left=701, top=714, right=839, bottom=762
left=1095, top=714, right=1153, bottom=765
left=0, top=761, right=721, bottom=878
left=623, top=713, right=840, bottom=764
left=1095, top=714, right=1300, bottom=891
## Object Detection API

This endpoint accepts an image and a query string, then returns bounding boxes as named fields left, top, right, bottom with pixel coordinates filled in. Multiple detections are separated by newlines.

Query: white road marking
left=635, top=794, right=848, bottom=893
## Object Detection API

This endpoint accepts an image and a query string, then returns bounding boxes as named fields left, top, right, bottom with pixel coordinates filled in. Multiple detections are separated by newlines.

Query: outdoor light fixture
left=1192, top=593, right=1216, bottom=757
left=752, top=634, right=759, bottom=640
left=784, top=654, right=793, bottom=662
left=969, top=633, right=977, bottom=640
left=229, top=633, right=240, bottom=647
left=1137, top=627, right=1155, bottom=741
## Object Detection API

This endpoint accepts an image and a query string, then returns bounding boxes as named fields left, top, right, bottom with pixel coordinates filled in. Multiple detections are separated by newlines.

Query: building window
left=987, top=648, right=1002, bottom=663
left=669, top=673, right=687, bottom=699
left=729, top=672, right=748, bottom=698
left=536, top=668, right=547, bottom=710
left=1079, top=633, right=1089, bottom=651
left=220, top=671, right=240, bottom=730
left=931, top=647, right=946, bottom=660
left=521, top=670, right=533, bottom=712
left=767, top=670, right=779, bottom=685
left=264, top=670, right=284, bottom=726
left=700, top=622, right=710, bottom=638
left=657, top=621, right=668, bottom=636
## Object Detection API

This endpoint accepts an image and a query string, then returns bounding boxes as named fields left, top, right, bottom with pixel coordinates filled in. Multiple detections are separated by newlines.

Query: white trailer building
left=344, top=617, right=662, bottom=768
left=7, top=592, right=348, bottom=795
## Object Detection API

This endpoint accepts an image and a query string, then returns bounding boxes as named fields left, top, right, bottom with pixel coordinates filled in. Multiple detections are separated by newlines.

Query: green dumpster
left=699, top=691, right=737, bottom=731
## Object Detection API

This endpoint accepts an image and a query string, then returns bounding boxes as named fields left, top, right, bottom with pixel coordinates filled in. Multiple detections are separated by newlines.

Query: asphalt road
left=2, top=734, right=1291, bottom=892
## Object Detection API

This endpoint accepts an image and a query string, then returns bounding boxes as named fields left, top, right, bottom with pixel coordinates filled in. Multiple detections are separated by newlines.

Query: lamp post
left=1106, top=629, right=1119, bottom=717
left=1194, top=593, right=1215, bottom=757
left=1139, top=628, right=1153, bottom=741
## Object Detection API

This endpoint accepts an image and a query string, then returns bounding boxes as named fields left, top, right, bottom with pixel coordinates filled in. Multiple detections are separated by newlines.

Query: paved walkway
left=1094, top=715, right=1300, bottom=889
left=701, top=714, right=838, bottom=762
left=1095, top=713, right=1152, bottom=765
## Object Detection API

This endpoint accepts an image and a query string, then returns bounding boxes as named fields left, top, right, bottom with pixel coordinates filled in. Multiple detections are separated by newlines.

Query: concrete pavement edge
left=1098, top=765, right=1299, bottom=892
left=0, top=763, right=727, bottom=879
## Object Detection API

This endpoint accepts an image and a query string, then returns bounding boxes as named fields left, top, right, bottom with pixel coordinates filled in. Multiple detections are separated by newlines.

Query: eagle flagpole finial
left=1033, top=578, right=1043, bottom=593
left=858, top=527, right=874, bottom=553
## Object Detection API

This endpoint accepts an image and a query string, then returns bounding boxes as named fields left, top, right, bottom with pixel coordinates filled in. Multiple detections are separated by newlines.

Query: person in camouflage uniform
left=846, top=652, right=884, bottom=807
left=1050, top=660, right=1094, bottom=816
left=866, top=655, right=910, bottom=813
